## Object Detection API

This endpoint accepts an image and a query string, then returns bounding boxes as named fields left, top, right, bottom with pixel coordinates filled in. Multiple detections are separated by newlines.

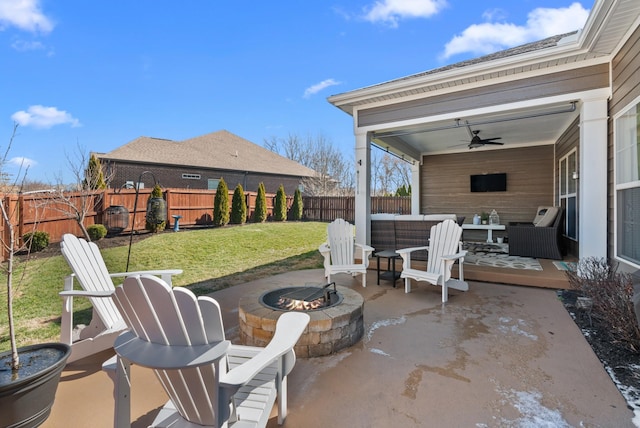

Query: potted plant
left=0, top=125, right=71, bottom=427
left=481, top=212, right=489, bottom=224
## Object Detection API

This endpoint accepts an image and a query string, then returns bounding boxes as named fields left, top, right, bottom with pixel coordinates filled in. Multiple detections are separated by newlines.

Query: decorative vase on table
left=489, top=209, right=500, bottom=225
left=0, top=343, right=71, bottom=428
left=473, top=214, right=480, bottom=225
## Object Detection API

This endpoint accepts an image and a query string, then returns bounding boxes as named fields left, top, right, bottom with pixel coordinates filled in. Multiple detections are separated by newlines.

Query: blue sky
left=0, top=0, right=592, bottom=184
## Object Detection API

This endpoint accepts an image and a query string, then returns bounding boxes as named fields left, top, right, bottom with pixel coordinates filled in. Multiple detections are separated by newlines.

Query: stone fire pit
left=238, top=285, right=364, bottom=357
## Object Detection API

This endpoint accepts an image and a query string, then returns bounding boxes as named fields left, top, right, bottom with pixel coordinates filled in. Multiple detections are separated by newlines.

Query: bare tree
left=46, top=145, right=113, bottom=240
left=370, top=151, right=411, bottom=196
left=265, top=133, right=354, bottom=196
left=1, top=123, right=44, bottom=370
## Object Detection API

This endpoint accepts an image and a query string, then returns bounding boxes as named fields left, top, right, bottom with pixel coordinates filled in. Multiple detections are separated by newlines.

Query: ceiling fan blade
left=465, top=121, right=475, bottom=139
left=483, top=141, right=504, bottom=145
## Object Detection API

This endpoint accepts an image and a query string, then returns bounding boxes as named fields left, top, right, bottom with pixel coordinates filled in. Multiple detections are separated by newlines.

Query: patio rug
left=463, top=242, right=543, bottom=271
left=553, top=261, right=577, bottom=271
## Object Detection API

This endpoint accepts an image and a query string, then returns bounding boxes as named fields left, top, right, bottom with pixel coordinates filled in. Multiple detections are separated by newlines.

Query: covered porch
left=326, top=2, right=640, bottom=264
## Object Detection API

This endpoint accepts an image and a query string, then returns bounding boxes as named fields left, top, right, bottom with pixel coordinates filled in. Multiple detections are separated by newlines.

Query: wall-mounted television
left=470, top=173, right=507, bottom=192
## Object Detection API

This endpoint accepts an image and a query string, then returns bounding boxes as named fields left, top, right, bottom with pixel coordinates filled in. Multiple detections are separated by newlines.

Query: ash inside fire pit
left=260, top=283, right=343, bottom=311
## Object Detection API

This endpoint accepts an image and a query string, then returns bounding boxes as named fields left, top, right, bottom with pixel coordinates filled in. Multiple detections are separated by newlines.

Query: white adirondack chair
left=397, top=219, right=468, bottom=303
left=319, top=218, right=374, bottom=287
left=59, top=233, right=183, bottom=363
left=107, top=274, right=310, bottom=428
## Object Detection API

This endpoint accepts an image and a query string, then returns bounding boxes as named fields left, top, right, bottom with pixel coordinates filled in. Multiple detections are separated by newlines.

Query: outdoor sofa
left=370, top=214, right=463, bottom=261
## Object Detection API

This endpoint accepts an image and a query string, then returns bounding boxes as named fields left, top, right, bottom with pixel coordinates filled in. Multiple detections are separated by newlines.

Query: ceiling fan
left=465, top=124, right=503, bottom=149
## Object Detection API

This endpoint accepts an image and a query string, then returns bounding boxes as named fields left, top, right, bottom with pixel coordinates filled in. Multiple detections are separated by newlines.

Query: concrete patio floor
left=45, top=269, right=634, bottom=427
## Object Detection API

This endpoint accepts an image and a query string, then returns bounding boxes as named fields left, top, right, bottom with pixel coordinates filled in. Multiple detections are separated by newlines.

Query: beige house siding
left=609, top=25, right=640, bottom=264
left=358, top=64, right=610, bottom=127
left=421, top=145, right=554, bottom=240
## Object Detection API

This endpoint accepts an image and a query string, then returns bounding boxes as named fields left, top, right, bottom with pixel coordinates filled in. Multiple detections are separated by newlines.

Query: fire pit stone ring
left=239, top=284, right=364, bottom=357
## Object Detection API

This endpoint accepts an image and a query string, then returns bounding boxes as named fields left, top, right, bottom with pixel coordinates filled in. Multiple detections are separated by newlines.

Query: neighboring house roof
left=100, top=130, right=317, bottom=177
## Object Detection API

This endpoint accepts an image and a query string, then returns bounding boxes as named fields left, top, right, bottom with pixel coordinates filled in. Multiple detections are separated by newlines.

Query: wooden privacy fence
left=0, top=189, right=410, bottom=259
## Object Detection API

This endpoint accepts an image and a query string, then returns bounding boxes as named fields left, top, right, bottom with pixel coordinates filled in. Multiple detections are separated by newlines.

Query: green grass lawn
left=0, top=221, right=327, bottom=352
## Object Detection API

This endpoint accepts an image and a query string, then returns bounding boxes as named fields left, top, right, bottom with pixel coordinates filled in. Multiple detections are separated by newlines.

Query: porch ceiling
left=371, top=101, right=580, bottom=158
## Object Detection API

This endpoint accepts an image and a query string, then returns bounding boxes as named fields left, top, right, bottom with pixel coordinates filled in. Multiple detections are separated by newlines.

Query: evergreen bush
left=253, top=182, right=267, bottom=223
left=87, top=224, right=107, bottom=241
left=213, top=178, right=230, bottom=226
left=274, top=184, right=287, bottom=222
left=22, top=231, right=49, bottom=252
left=230, top=184, right=247, bottom=224
left=291, top=188, right=303, bottom=221
left=145, top=184, right=167, bottom=233
left=83, top=153, right=107, bottom=190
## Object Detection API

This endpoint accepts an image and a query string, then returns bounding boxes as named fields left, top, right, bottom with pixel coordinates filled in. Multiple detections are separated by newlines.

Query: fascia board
left=342, top=55, right=609, bottom=120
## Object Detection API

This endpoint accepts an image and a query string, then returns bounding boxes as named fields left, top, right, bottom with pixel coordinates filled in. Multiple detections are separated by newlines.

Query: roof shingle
left=101, top=130, right=317, bottom=177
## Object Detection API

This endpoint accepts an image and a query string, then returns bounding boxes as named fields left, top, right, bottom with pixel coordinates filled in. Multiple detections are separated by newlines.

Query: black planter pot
left=0, top=343, right=71, bottom=428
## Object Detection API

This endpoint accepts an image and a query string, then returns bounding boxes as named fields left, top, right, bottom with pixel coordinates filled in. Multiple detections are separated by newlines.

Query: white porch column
left=410, top=160, right=420, bottom=215
left=579, top=97, right=608, bottom=259
left=355, top=132, right=371, bottom=245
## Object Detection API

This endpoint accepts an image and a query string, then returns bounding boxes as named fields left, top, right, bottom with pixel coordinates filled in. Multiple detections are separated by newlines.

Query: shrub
left=23, top=231, right=50, bottom=252
left=567, top=257, right=640, bottom=353
left=213, top=178, right=230, bottom=227
left=290, top=188, right=303, bottom=221
left=274, top=184, right=287, bottom=222
left=146, top=184, right=166, bottom=233
left=230, top=184, right=247, bottom=225
left=253, top=182, right=267, bottom=223
left=87, top=224, right=107, bottom=241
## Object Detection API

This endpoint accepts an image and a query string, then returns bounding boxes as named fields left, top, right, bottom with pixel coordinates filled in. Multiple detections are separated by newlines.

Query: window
left=125, top=181, right=143, bottom=189
left=208, top=178, right=220, bottom=190
left=615, top=96, right=640, bottom=266
left=559, top=149, right=578, bottom=240
left=182, top=173, right=201, bottom=180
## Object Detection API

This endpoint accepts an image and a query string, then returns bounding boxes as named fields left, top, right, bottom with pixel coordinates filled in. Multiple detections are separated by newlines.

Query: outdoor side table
left=375, top=250, right=401, bottom=287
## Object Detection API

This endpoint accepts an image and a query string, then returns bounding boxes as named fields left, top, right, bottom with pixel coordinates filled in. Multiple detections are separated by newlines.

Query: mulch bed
left=558, top=290, right=640, bottom=411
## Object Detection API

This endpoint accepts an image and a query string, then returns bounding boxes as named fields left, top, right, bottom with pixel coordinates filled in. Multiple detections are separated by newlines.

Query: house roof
left=367, top=31, right=579, bottom=89
left=327, top=30, right=597, bottom=115
left=100, top=130, right=317, bottom=178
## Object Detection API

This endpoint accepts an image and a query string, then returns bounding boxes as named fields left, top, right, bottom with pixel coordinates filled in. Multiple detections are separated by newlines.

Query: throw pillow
left=535, top=207, right=559, bottom=227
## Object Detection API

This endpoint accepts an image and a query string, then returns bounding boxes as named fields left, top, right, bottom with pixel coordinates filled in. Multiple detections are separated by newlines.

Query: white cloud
left=11, top=39, right=45, bottom=51
left=441, top=2, right=590, bottom=60
left=0, top=0, right=54, bottom=33
left=482, top=8, right=507, bottom=22
left=303, top=79, right=342, bottom=98
left=11, top=105, right=81, bottom=129
left=362, top=0, right=447, bottom=28
left=9, top=156, right=37, bottom=169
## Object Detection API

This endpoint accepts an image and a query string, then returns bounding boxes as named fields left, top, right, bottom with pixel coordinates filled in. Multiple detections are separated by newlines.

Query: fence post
left=16, top=194, right=23, bottom=248
left=165, top=188, right=172, bottom=225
